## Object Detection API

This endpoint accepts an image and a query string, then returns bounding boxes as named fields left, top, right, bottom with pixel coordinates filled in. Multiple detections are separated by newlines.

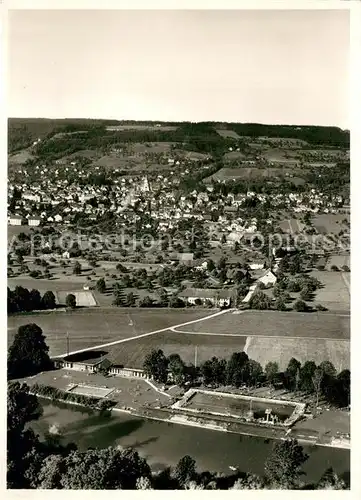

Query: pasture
left=7, top=309, right=211, bottom=357
left=245, top=336, right=350, bottom=371
left=105, top=331, right=248, bottom=369
left=177, top=310, right=350, bottom=340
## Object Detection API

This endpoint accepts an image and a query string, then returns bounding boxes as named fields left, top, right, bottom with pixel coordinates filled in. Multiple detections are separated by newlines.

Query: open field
left=246, top=336, right=350, bottom=371
left=106, top=125, right=178, bottom=131
left=8, top=149, right=34, bottom=164
left=177, top=310, right=350, bottom=339
left=310, top=271, right=350, bottom=311
left=7, top=309, right=211, bottom=357
left=8, top=225, right=34, bottom=239
left=312, top=214, right=349, bottom=235
left=215, top=129, right=241, bottom=139
left=223, top=151, right=246, bottom=161
left=8, top=277, right=88, bottom=293
left=325, top=255, right=350, bottom=271
left=105, top=332, right=248, bottom=369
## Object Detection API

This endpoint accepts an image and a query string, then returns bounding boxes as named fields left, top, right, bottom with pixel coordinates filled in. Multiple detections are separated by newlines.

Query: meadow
left=7, top=309, right=211, bottom=357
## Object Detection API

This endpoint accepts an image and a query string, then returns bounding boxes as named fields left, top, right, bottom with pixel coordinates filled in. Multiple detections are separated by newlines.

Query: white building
left=28, top=217, right=41, bottom=227
left=8, top=215, right=23, bottom=226
left=258, top=269, right=277, bottom=287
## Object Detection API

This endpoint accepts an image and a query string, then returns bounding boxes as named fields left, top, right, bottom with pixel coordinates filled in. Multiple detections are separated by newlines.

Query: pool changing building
left=53, top=352, right=151, bottom=379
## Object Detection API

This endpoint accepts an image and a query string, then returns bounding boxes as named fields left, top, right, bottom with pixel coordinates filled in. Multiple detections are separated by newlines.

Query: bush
left=293, top=300, right=308, bottom=312
left=330, top=265, right=339, bottom=272
left=315, top=304, right=328, bottom=311
left=341, top=265, right=350, bottom=272
left=275, top=298, right=287, bottom=311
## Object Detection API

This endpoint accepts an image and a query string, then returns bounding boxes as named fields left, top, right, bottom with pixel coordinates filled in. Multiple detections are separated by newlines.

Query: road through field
left=53, top=308, right=234, bottom=359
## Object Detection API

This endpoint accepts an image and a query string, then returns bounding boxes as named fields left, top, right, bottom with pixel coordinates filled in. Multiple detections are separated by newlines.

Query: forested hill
left=8, top=118, right=349, bottom=154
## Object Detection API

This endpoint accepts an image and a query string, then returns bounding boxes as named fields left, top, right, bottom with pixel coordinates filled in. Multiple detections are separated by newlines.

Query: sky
left=8, top=9, right=350, bottom=127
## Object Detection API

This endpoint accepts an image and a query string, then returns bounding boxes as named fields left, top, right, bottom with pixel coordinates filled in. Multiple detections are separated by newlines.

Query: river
left=30, top=399, right=350, bottom=484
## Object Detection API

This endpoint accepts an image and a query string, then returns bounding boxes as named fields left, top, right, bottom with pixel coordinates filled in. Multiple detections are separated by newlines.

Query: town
left=7, top=6, right=351, bottom=493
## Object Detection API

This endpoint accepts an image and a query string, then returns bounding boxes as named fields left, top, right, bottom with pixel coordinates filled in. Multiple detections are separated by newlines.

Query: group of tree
left=8, top=286, right=57, bottom=313
left=143, top=349, right=350, bottom=409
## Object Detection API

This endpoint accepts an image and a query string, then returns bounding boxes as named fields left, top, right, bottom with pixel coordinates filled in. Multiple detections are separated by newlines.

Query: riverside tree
left=264, top=439, right=309, bottom=489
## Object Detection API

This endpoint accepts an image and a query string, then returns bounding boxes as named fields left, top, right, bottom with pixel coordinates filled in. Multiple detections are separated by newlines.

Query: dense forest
left=8, top=119, right=349, bottom=157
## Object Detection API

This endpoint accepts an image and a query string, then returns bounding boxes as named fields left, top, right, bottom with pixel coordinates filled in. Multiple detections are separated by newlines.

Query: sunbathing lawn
left=245, top=336, right=350, bottom=371
left=105, top=332, right=248, bottom=369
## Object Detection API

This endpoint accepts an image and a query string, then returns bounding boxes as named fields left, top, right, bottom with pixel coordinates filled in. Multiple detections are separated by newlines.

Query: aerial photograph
left=6, top=6, right=351, bottom=491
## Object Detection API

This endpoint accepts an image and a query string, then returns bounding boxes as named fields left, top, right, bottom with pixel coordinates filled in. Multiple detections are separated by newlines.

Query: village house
left=8, top=215, right=24, bottom=226
left=258, top=269, right=277, bottom=287
left=179, top=287, right=234, bottom=307
left=28, top=217, right=41, bottom=227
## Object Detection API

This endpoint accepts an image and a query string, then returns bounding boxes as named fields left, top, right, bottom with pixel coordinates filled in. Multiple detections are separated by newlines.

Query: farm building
left=179, top=287, right=234, bottom=307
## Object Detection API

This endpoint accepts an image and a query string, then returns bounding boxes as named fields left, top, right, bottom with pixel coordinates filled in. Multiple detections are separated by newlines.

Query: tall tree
left=265, top=361, right=279, bottom=387
left=312, top=368, right=324, bottom=408
left=173, top=455, right=197, bottom=487
left=8, top=324, right=53, bottom=379
left=168, top=354, right=186, bottom=386
left=41, top=290, right=56, bottom=310
left=65, top=294, right=76, bottom=309
left=264, top=439, right=309, bottom=489
left=143, top=349, right=169, bottom=383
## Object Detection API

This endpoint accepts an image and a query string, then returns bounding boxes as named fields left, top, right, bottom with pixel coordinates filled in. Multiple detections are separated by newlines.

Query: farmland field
left=177, top=310, right=350, bottom=339
left=7, top=309, right=211, bottom=357
left=310, top=271, right=350, bottom=311
left=105, top=331, right=248, bottom=368
left=245, top=336, right=350, bottom=371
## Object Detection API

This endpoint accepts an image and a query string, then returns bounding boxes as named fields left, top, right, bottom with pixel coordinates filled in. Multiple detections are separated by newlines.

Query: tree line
left=7, top=381, right=348, bottom=489
left=143, top=349, right=350, bottom=409
left=8, top=286, right=57, bottom=314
